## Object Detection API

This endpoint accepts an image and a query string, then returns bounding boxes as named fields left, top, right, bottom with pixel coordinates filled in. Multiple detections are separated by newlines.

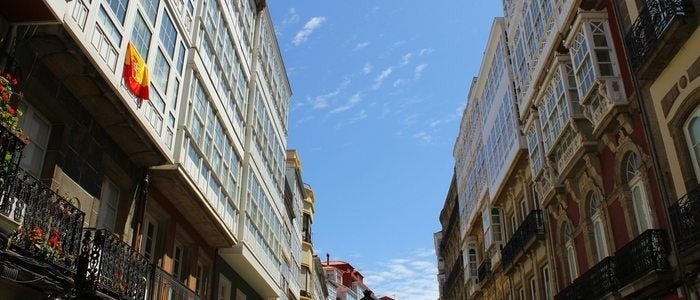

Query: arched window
left=624, top=152, right=652, bottom=233
left=563, top=222, right=578, bottom=282
left=684, top=106, right=700, bottom=183
left=588, top=190, right=608, bottom=261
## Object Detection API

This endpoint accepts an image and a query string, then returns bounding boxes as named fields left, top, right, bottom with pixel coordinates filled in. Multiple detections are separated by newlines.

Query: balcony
left=75, top=228, right=151, bottom=300
left=615, top=229, right=671, bottom=288
left=444, top=253, right=463, bottom=290
left=501, top=210, right=545, bottom=270
left=554, top=256, right=618, bottom=300
left=477, top=258, right=491, bottom=284
left=148, top=265, right=201, bottom=300
left=626, top=0, right=696, bottom=79
left=670, top=187, right=700, bottom=253
left=0, top=128, right=86, bottom=295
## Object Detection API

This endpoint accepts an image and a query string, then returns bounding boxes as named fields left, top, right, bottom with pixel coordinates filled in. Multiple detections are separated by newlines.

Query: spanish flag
left=123, top=42, right=150, bottom=102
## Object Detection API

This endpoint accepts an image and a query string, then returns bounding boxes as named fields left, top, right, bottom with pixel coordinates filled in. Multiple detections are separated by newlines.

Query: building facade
left=440, top=0, right=691, bottom=299
left=616, top=0, right=700, bottom=297
left=434, top=174, right=466, bottom=300
left=0, top=0, right=295, bottom=299
left=322, top=260, right=376, bottom=300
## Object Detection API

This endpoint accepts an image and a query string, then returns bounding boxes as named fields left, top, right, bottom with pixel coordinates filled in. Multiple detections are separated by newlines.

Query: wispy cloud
left=401, top=53, right=413, bottom=66
left=414, top=63, right=428, bottom=79
left=419, top=48, right=435, bottom=56
left=363, top=249, right=439, bottom=300
left=372, top=67, right=393, bottom=90
left=330, top=92, right=362, bottom=113
left=362, top=63, right=373, bottom=75
left=311, top=78, right=351, bottom=109
left=414, top=131, right=433, bottom=144
left=354, top=41, right=370, bottom=51
left=293, top=17, right=326, bottom=45
left=393, top=79, right=406, bottom=88
left=282, top=8, right=300, bottom=25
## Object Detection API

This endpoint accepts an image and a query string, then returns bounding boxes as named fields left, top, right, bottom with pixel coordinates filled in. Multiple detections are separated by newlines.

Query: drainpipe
left=609, top=1, right=690, bottom=298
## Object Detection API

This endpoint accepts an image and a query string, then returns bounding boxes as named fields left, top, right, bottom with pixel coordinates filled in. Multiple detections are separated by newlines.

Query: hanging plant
left=0, top=73, right=23, bottom=137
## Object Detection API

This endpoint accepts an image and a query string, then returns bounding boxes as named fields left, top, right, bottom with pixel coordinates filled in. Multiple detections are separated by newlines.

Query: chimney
left=326, top=253, right=330, bottom=266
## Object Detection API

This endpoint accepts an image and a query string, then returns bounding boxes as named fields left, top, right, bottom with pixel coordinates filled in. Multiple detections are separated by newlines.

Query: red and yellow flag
left=123, top=42, right=150, bottom=101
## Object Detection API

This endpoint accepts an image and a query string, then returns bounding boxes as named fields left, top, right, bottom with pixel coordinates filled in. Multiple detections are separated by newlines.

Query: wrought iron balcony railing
left=501, top=210, right=545, bottom=269
left=554, top=256, right=618, bottom=300
left=75, top=228, right=151, bottom=300
left=148, top=265, right=201, bottom=300
left=3, top=169, right=86, bottom=272
left=625, top=0, right=695, bottom=69
left=669, top=187, right=700, bottom=252
left=1, top=150, right=85, bottom=275
left=477, top=257, right=491, bottom=284
left=615, top=229, right=670, bottom=287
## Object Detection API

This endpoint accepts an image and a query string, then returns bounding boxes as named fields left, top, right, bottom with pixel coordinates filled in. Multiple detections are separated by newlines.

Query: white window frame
left=141, top=213, right=160, bottom=264
left=17, top=101, right=51, bottom=178
left=218, top=275, right=231, bottom=300
left=625, top=152, right=653, bottom=233
left=529, top=276, right=537, bottom=300
left=564, top=223, right=578, bottom=282
left=588, top=190, right=608, bottom=261
left=541, top=265, right=551, bottom=299
left=684, top=106, right=700, bottom=183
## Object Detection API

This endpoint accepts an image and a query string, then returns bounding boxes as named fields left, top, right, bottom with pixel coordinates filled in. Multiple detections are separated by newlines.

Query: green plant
left=0, top=73, right=23, bottom=136
left=11, top=225, right=74, bottom=264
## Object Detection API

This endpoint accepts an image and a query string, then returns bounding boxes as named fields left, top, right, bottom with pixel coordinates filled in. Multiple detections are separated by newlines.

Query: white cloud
left=293, top=17, right=327, bottom=45
left=311, top=78, right=351, bottom=109
left=393, top=79, right=406, bottom=88
left=362, top=63, right=373, bottom=75
left=330, top=93, right=362, bottom=113
left=401, top=53, right=413, bottom=66
left=354, top=41, right=370, bottom=51
left=348, top=109, right=368, bottom=123
left=372, top=67, right=393, bottom=90
left=414, top=131, right=433, bottom=144
left=282, top=8, right=299, bottom=25
left=414, top=63, right=428, bottom=79
left=419, top=48, right=435, bottom=56
left=362, top=251, right=439, bottom=300
left=312, top=98, right=329, bottom=109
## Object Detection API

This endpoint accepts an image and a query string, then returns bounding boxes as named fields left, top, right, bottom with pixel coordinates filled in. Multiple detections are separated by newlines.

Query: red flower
left=7, top=106, right=15, bottom=116
left=1, top=92, right=8, bottom=102
left=48, top=230, right=60, bottom=247
left=11, top=78, right=17, bottom=86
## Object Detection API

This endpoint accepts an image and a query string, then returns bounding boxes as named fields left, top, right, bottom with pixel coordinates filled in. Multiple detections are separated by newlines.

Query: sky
left=269, top=2, right=503, bottom=299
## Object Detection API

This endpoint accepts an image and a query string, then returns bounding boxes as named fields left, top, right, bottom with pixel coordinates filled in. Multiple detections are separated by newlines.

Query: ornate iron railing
left=1, top=166, right=85, bottom=273
left=0, top=124, right=26, bottom=186
left=670, top=187, right=700, bottom=252
left=75, top=228, right=151, bottom=300
left=477, top=257, right=491, bottom=284
left=625, top=0, right=695, bottom=69
left=501, top=210, right=545, bottom=269
left=148, top=265, right=201, bottom=300
left=555, top=256, right=618, bottom=300
left=615, top=229, right=670, bottom=287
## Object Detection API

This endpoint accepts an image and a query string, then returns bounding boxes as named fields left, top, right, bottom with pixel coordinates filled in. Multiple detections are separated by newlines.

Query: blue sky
left=269, top=2, right=503, bottom=299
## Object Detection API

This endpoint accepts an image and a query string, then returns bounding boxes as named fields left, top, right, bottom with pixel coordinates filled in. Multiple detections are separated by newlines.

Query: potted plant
left=0, top=72, right=23, bottom=239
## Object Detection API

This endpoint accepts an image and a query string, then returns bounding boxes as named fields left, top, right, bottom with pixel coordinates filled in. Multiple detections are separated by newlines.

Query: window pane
left=132, top=13, right=152, bottom=58
left=153, top=50, right=171, bottom=91
left=632, top=186, right=650, bottom=231
left=106, top=0, right=129, bottom=23
left=140, top=0, right=158, bottom=23
left=159, top=13, right=177, bottom=57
